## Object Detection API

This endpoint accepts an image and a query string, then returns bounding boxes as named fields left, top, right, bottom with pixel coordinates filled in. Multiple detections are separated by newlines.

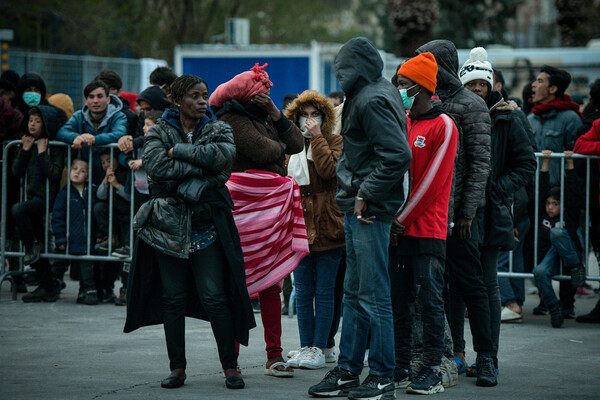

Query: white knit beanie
left=459, top=47, right=493, bottom=87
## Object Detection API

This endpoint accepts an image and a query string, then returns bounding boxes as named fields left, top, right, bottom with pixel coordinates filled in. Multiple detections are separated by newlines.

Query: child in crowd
left=112, top=110, right=159, bottom=305
left=94, top=147, right=131, bottom=256
left=94, top=147, right=131, bottom=303
left=124, top=109, right=160, bottom=205
left=52, top=159, right=100, bottom=305
left=533, top=150, right=585, bottom=328
left=12, top=105, right=66, bottom=302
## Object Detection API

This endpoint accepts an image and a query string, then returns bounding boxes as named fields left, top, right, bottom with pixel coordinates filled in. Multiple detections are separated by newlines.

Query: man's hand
left=118, top=135, right=134, bottom=154
left=21, top=135, right=35, bottom=151
left=80, top=133, right=96, bottom=146
left=391, top=220, right=405, bottom=235
left=167, top=148, right=174, bottom=158
left=455, top=216, right=473, bottom=240
left=354, top=196, right=375, bottom=225
left=72, top=134, right=95, bottom=149
left=128, top=159, right=142, bottom=170
left=251, top=93, right=281, bottom=121
left=37, top=138, right=48, bottom=154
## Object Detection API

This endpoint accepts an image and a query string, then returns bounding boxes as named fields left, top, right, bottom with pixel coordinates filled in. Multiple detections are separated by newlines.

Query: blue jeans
left=533, top=228, right=581, bottom=308
left=294, top=248, right=342, bottom=349
left=390, top=253, right=445, bottom=369
left=337, top=214, right=394, bottom=377
left=497, top=218, right=529, bottom=307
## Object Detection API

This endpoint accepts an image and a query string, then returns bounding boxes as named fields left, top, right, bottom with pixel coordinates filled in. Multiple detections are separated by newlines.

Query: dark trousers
left=11, top=197, right=45, bottom=248
left=155, top=240, right=237, bottom=371
left=74, top=260, right=95, bottom=292
left=94, top=200, right=131, bottom=246
left=327, top=249, right=346, bottom=349
left=446, top=209, right=493, bottom=355
left=481, top=246, right=501, bottom=357
left=31, top=258, right=53, bottom=292
left=390, top=252, right=446, bottom=369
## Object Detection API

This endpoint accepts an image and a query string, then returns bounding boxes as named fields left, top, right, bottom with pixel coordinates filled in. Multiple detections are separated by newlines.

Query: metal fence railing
left=1, top=140, right=135, bottom=299
left=498, top=152, right=600, bottom=281
left=2, top=144, right=599, bottom=299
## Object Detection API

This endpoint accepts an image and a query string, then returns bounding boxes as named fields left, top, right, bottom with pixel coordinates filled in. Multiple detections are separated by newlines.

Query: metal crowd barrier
left=1, top=140, right=135, bottom=299
left=498, top=152, right=600, bottom=281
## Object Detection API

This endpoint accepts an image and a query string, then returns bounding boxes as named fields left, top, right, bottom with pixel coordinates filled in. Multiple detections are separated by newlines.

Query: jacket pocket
left=317, top=195, right=345, bottom=241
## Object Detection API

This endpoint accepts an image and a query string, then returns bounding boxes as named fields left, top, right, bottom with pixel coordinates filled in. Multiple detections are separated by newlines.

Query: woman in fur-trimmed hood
left=283, top=90, right=345, bottom=368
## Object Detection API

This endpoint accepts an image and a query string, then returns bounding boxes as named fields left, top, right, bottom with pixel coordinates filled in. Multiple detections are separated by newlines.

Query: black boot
left=576, top=300, right=600, bottom=323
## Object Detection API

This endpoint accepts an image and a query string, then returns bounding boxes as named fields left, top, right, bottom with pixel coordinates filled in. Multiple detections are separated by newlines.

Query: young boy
left=94, top=147, right=131, bottom=256
left=94, top=147, right=131, bottom=303
left=390, top=53, right=460, bottom=394
left=124, top=109, right=160, bottom=202
left=52, top=159, right=100, bottom=305
left=12, top=105, right=66, bottom=302
left=111, top=110, right=159, bottom=305
left=533, top=150, right=585, bottom=328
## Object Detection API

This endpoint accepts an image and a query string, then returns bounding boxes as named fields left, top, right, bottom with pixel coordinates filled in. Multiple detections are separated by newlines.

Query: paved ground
left=1, top=276, right=599, bottom=400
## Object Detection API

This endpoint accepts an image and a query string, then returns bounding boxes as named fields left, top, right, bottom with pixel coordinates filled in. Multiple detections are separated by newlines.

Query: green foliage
left=0, top=0, right=367, bottom=62
left=434, top=0, right=522, bottom=48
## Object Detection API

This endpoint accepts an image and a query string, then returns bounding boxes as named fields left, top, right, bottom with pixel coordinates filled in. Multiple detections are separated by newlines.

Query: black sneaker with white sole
left=347, top=374, right=395, bottom=400
left=393, top=366, right=411, bottom=389
left=308, top=366, right=360, bottom=397
left=406, top=366, right=444, bottom=395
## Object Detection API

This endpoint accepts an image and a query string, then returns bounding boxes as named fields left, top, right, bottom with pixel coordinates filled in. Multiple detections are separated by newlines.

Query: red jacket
left=396, top=107, right=458, bottom=240
left=573, top=118, right=600, bottom=205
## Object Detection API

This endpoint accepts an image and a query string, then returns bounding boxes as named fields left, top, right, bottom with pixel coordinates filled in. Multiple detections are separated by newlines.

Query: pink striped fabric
left=226, top=170, right=309, bottom=297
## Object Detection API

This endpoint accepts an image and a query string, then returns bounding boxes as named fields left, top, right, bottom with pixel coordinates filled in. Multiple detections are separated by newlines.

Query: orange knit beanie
left=397, top=52, right=438, bottom=94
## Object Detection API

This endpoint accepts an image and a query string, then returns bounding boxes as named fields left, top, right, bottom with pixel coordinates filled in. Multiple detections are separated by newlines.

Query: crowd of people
left=1, top=36, right=600, bottom=397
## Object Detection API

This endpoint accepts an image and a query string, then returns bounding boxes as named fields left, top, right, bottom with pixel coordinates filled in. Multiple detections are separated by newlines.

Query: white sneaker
left=287, top=347, right=310, bottom=368
left=501, top=306, right=522, bottom=322
left=299, top=347, right=326, bottom=369
left=324, top=347, right=337, bottom=363
left=287, top=349, right=300, bottom=359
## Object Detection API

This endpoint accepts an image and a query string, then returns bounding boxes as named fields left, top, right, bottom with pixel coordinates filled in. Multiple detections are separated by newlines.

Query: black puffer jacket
left=482, top=92, right=536, bottom=249
left=134, top=108, right=235, bottom=258
left=416, top=40, right=491, bottom=221
left=334, top=37, right=412, bottom=223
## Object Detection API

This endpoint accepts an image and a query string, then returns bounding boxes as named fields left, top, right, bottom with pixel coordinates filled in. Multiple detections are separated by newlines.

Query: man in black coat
left=309, top=37, right=411, bottom=400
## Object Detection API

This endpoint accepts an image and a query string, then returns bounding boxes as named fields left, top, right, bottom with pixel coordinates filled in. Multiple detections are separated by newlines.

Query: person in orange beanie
left=389, top=52, right=461, bottom=394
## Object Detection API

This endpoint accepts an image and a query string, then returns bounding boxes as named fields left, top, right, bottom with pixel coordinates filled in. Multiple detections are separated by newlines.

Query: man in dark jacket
left=309, top=37, right=411, bottom=400
left=528, top=65, right=582, bottom=187
left=95, top=70, right=140, bottom=138
left=117, top=86, right=172, bottom=155
left=458, top=47, right=536, bottom=384
left=415, top=40, right=495, bottom=383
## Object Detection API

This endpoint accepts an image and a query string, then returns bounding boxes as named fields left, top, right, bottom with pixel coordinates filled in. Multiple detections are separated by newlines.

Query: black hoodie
left=334, top=37, right=412, bottom=222
left=12, top=105, right=67, bottom=203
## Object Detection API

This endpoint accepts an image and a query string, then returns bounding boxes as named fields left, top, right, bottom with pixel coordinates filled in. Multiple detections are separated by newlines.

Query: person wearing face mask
left=389, top=53, right=459, bottom=395
left=283, top=90, right=344, bottom=370
left=15, top=73, right=49, bottom=136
